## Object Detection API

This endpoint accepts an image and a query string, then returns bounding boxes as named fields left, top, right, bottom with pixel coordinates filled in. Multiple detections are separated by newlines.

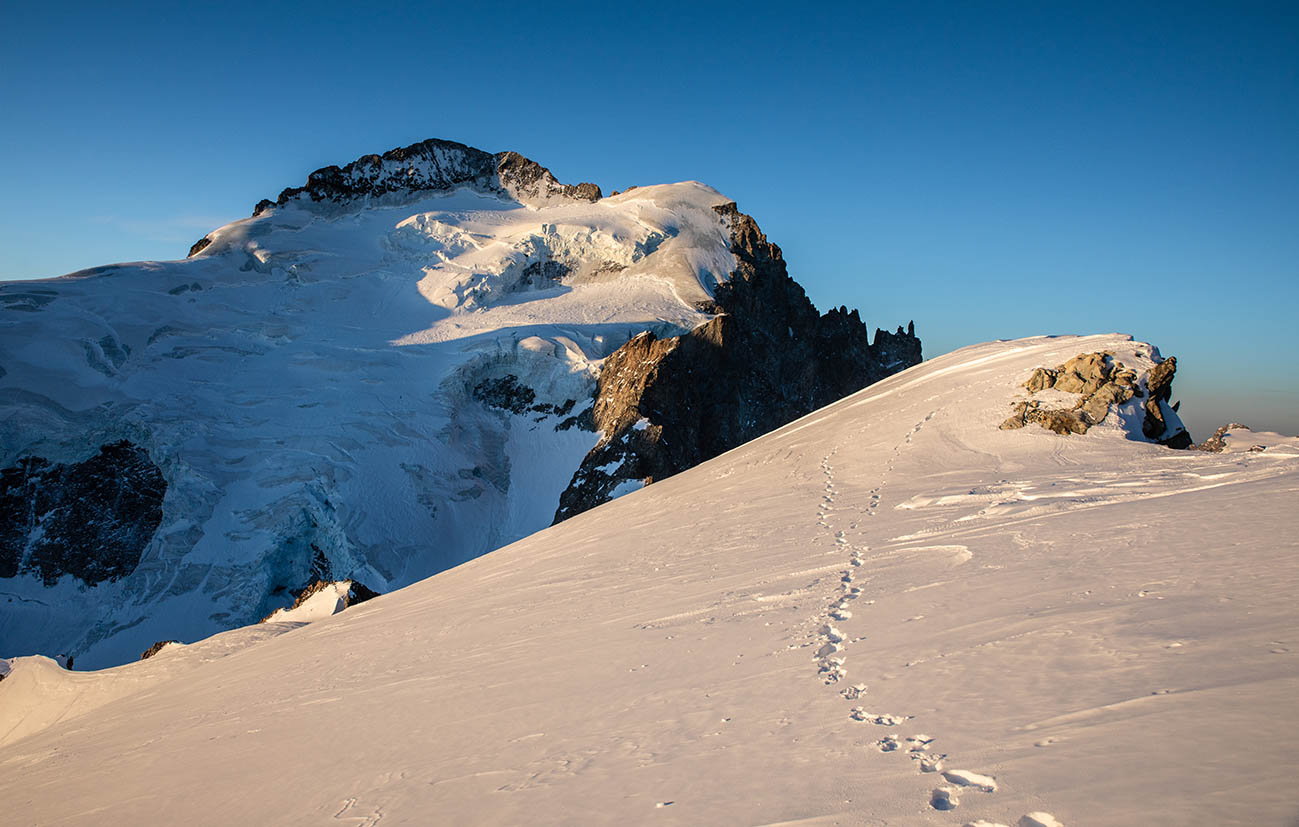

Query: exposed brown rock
left=1198, top=422, right=1250, bottom=452
left=1040, top=409, right=1089, bottom=435
left=1002, top=351, right=1191, bottom=448
left=999, top=399, right=1038, bottom=430
left=1078, top=382, right=1134, bottom=425
left=1143, top=356, right=1178, bottom=439
left=1024, top=367, right=1057, bottom=392
left=1052, top=352, right=1112, bottom=394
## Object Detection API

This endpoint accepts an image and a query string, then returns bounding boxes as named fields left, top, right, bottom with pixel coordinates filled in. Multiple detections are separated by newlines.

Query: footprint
left=942, top=769, right=997, bottom=792
left=841, top=684, right=867, bottom=700
left=930, top=787, right=959, bottom=811
left=819, top=657, right=846, bottom=683
left=876, top=735, right=902, bottom=752
left=850, top=709, right=910, bottom=725
left=913, top=753, right=945, bottom=773
left=906, top=734, right=934, bottom=751
left=1018, top=814, right=1064, bottom=827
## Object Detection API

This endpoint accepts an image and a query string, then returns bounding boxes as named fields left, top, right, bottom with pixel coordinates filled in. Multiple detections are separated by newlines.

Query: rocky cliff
left=553, top=203, right=922, bottom=521
left=0, top=441, right=166, bottom=585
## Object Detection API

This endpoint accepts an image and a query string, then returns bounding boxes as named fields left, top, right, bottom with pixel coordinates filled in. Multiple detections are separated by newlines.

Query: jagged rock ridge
left=553, top=203, right=923, bottom=521
left=189, top=139, right=604, bottom=257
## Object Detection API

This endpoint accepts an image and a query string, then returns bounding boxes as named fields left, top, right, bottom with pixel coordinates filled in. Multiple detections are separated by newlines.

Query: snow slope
left=0, top=178, right=736, bottom=667
left=1, top=334, right=1296, bottom=825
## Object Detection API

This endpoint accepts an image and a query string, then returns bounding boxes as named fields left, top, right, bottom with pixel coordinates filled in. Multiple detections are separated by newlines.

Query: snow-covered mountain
left=2, top=334, right=1293, bottom=825
left=0, top=139, right=920, bottom=668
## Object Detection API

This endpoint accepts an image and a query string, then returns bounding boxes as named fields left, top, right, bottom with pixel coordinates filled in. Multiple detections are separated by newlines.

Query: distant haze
left=3, top=1, right=1295, bottom=436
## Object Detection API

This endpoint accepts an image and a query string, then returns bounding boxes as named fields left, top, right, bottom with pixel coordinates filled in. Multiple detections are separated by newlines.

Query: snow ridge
left=1, top=334, right=1293, bottom=825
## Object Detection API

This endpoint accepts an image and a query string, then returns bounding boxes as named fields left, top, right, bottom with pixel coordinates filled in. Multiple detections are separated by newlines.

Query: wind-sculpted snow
left=1, top=334, right=1295, bottom=825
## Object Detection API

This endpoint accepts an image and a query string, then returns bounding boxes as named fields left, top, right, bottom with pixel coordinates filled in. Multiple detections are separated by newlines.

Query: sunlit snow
left=2, top=334, right=1294, bottom=825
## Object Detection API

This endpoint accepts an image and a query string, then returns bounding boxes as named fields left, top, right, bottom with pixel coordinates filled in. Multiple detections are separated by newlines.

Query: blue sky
left=2, top=1, right=1296, bottom=437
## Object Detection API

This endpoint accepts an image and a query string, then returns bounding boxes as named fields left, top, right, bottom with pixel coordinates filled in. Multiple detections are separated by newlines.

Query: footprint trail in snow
left=810, top=428, right=1062, bottom=824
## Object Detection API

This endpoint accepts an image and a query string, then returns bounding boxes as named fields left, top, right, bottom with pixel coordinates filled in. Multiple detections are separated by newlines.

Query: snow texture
left=0, top=180, right=736, bottom=667
left=0, top=334, right=1295, bottom=825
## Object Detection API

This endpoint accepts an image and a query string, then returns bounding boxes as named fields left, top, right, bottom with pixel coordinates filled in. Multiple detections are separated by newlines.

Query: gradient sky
left=3, top=1, right=1296, bottom=437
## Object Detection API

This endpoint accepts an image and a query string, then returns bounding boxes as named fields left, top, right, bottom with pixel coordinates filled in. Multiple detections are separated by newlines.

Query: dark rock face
left=346, top=580, right=381, bottom=605
left=1143, top=357, right=1179, bottom=440
left=186, top=236, right=212, bottom=258
left=473, top=375, right=578, bottom=421
left=139, top=640, right=179, bottom=661
left=495, top=151, right=603, bottom=203
left=473, top=375, right=538, bottom=415
left=1000, top=351, right=1192, bottom=447
left=251, top=138, right=602, bottom=216
left=0, top=441, right=166, bottom=585
left=259, top=578, right=381, bottom=623
left=553, top=202, right=923, bottom=522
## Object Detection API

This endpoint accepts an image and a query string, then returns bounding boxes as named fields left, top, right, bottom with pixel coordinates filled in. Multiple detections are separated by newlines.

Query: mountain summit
left=0, top=139, right=921, bottom=667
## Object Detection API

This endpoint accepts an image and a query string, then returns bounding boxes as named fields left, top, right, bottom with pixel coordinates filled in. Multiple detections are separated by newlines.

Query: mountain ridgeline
left=555, top=202, right=921, bottom=520
left=0, top=138, right=920, bottom=667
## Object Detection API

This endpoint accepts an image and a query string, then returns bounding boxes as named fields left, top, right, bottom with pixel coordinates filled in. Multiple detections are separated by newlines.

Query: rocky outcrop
left=186, top=236, right=212, bottom=258
left=494, top=151, right=603, bottom=204
left=1143, top=357, right=1182, bottom=443
left=139, top=640, right=179, bottom=661
left=1001, top=352, right=1192, bottom=447
left=1198, top=423, right=1249, bottom=452
left=253, top=139, right=599, bottom=217
left=258, top=578, right=380, bottom=623
left=553, top=203, right=923, bottom=521
left=0, top=441, right=166, bottom=585
left=472, top=375, right=579, bottom=422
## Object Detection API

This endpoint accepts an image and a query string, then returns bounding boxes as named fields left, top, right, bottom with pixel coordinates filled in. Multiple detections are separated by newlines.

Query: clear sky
left=3, top=1, right=1296, bottom=437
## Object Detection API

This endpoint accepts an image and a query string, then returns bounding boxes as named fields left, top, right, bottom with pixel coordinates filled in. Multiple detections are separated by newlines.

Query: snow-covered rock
left=0, top=139, right=920, bottom=668
left=0, top=334, right=1293, bottom=825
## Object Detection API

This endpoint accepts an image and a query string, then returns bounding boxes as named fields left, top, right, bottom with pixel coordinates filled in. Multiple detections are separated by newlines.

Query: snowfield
left=1, top=333, right=1296, bottom=825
